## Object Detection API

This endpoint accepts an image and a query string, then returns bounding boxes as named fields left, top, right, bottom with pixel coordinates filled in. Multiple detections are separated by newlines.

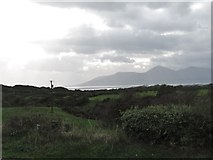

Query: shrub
left=3, top=114, right=63, bottom=138
left=121, top=105, right=211, bottom=147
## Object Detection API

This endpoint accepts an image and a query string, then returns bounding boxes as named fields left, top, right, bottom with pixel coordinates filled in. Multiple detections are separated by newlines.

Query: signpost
left=50, top=80, right=54, bottom=113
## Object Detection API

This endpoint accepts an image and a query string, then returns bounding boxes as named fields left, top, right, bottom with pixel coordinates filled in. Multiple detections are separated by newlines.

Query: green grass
left=85, top=94, right=121, bottom=112
left=0, top=107, right=2, bottom=123
left=197, top=89, right=209, bottom=96
left=2, top=107, right=212, bottom=158
left=3, top=134, right=211, bottom=158
left=2, top=107, right=97, bottom=129
left=2, top=107, right=123, bottom=158
left=176, top=90, right=184, bottom=94
left=89, top=94, right=120, bottom=102
left=135, top=91, right=157, bottom=98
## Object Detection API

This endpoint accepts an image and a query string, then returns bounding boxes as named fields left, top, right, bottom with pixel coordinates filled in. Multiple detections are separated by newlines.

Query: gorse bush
left=121, top=105, right=211, bottom=147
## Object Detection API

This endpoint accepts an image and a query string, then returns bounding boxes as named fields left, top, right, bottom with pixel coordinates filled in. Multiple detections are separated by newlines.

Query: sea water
left=67, top=83, right=209, bottom=91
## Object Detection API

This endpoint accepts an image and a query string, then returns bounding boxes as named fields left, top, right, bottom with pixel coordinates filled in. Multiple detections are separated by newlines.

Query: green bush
left=121, top=105, right=211, bottom=147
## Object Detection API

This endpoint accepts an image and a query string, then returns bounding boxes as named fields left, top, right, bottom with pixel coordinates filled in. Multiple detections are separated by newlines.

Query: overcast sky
left=0, top=1, right=211, bottom=87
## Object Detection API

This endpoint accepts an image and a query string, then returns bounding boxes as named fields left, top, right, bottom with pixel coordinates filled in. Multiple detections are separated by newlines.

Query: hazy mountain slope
left=78, top=66, right=211, bottom=86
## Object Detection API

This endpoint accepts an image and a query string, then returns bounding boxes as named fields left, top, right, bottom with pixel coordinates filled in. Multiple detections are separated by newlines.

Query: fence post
left=50, top=80, right=54, bottom=114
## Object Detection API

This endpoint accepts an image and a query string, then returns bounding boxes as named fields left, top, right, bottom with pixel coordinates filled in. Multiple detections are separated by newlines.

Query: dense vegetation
left=2, top=84, right=212, bottom=158
left=3, top=84, right=212, bottom=121
left=121, top=105, right=210, bottom=146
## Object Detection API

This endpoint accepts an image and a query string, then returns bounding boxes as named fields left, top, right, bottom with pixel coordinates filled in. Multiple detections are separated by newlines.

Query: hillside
left=78, top=66, right=211, bottom=86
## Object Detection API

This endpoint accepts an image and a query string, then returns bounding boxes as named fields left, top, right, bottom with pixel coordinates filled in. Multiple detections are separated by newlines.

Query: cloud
left=39, top=23, right=210, bottom=57
left=151, top=51, right=211, bottom=70
left=38, top=2, right=127, bottom=11
left=35, top=2, right=210, bottom=84
left=27, top=55, right=84, bottom=72
left=100, top=54, right=135, bottom=63
left=34, top=2, right=211, bottom=63
left=24, top=53, right=141, bottom=85
left=2, top=1, right=210, bottom=86
left=38, top=2, right=210, bottom=31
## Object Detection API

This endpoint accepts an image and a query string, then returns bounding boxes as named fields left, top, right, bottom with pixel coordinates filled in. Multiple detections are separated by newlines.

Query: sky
left=0, top=1, right=211, bottom=87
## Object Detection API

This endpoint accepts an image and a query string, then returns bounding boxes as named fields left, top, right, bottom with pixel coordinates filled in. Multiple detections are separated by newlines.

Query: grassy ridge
left=89, top=94, right=120, bottom=101
left=3, top=107, right=97, bottom=128
left=197, top=89, right=209, bottom=96
left=135, top=90, right=157, bottom=97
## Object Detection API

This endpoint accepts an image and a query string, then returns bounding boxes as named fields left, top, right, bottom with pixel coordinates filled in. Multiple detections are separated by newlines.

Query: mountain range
left=78, top=66, right=211, bottom=86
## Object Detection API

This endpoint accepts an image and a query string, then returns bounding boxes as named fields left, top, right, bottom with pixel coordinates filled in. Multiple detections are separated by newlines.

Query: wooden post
left=50, top=80, right=54, bottom=113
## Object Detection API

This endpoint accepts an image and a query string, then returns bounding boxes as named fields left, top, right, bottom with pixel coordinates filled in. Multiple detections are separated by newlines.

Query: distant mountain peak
left=147, top=65, right=174, bottom=73
left=182, top=66, right=208, bottom=70
left=77, top=65, right=211, bottom=87
left=114, top=71, right=138, bottom=75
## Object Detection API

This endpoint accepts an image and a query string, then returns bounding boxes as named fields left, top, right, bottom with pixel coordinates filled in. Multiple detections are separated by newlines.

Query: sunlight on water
left=67, top=83, right=209, bottom=91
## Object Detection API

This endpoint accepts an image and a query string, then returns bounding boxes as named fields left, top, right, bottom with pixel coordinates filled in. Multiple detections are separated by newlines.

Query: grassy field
left=2, top=106, right=212, bottom=158
left=89, top=94, right=120, bottom=102
left=135, top=90, right=158, bottom=98
left=2, top=107, right=115, bottom=158
left=86, top=94, right=121, bottom=110
left=2, top=84, right=212, bottom=158
left=2, top=107, right=96, bottom=129
left=197, top=89, right=209, bottom=96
